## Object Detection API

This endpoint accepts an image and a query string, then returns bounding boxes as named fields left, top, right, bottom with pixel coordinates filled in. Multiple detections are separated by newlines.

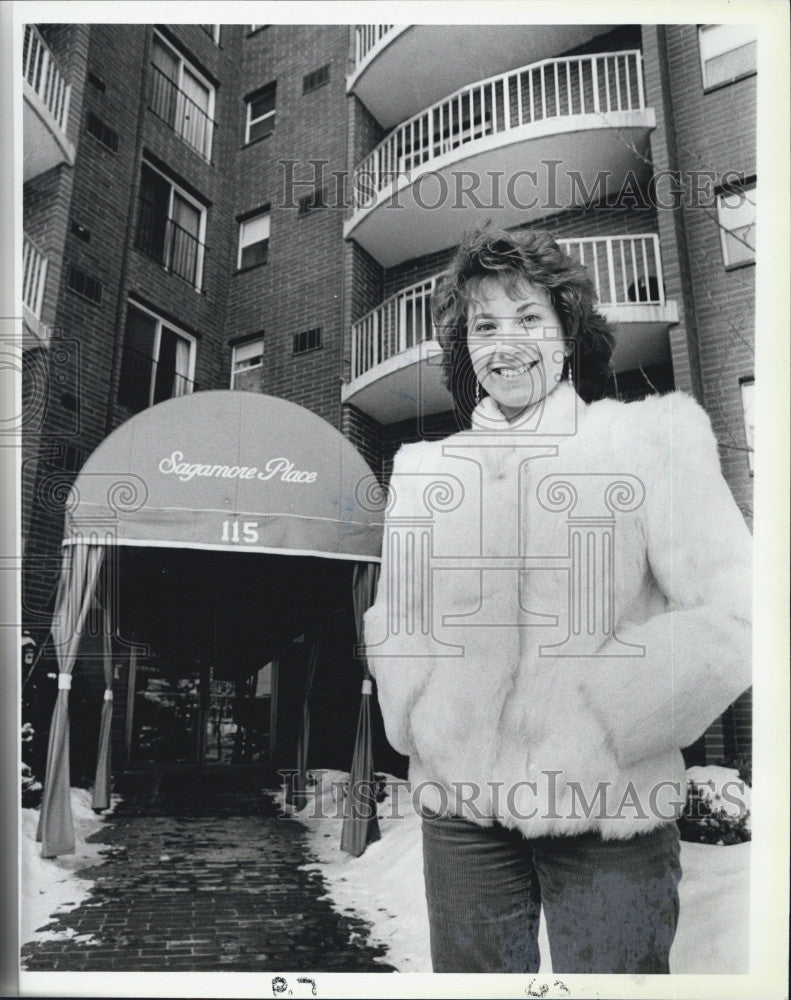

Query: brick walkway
left=21, top=771, right=396, bottom=972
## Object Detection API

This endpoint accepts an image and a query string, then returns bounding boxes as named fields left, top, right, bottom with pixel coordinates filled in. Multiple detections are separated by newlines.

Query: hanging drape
left=91, top=573, right=114, bottom=811
left=286, top=626, right=323, bottom=810
left=340, top=561, right=381, bottom=857
left=37, top=543, right=105, bottom=857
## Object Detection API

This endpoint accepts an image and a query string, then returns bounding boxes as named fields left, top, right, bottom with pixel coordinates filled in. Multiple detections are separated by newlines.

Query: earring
left=566, top=355, right=573, bottom=383
left=475, top=380, right=482, bottom=404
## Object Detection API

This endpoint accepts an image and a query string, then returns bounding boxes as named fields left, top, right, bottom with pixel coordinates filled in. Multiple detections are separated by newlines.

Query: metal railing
left=354, top=25, right=396, bottom=67
left=118, top=344, right=197, bottom=413
left=561, top=234, right=665, bottom=308
left=23, top=24, right=71, bottom=132
left=149, top=64, right=214, bottom=160
left=23, top=235, right=48, bottom=318
left=135, top=196, right=206, bottom=290
left=354, top=50, right=645, bottom=196
left=349, top=234, right=664, bottom=382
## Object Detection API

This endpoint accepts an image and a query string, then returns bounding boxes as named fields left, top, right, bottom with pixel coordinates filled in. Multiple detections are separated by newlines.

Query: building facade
left=22, top=22, right=755, bottom=776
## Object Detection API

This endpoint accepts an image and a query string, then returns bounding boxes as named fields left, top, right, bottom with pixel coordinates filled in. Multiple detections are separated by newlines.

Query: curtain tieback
left=361, top=678, right=372, bottom=695
left=58, top=673, right=72, bottom=690
left=104, top=689, right=113, bottom=701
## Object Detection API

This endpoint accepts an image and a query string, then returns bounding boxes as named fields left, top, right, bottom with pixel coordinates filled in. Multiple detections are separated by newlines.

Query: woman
left=363, top=226, right=752, bottom=974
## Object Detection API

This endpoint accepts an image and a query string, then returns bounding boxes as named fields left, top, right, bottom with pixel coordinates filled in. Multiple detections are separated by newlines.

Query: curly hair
left=431, top=226, right=615, bottom=426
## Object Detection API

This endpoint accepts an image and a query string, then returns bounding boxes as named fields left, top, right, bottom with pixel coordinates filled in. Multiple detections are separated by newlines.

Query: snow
left=20, top=788, right=119, bottom=947
left=284, top=769, right=751, bottom=974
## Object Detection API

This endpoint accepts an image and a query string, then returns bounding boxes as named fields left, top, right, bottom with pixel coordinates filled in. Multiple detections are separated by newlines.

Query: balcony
left=23, top=234, right=49, bottom=345
left=149, top=64, right=215, bottom=161
left=23, top=24, right=75, bottom=181
left=134, top=197, right=206, bottom=291
left=342, top=235, right=678, bottom=424
left=345, top=50, right=655, bottom=267
left=348, top=24, right=619, bottom=129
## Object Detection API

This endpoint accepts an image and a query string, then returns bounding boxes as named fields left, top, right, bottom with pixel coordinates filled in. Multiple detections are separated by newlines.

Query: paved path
left=21, top=771, right=395, bottom=972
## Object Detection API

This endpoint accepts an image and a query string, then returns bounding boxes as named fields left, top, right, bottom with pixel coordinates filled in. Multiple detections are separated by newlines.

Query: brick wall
left=224, top=25, right=350, bottom=430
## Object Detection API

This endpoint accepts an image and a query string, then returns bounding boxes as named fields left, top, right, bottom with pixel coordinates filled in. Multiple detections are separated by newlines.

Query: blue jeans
left=421, top=813, right=682, bottom=974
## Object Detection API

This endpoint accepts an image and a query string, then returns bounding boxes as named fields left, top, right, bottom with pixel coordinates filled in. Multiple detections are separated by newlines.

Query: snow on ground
left=286, top=769, right=751, bottom=974
left=21, top=788, right=119, bottom=946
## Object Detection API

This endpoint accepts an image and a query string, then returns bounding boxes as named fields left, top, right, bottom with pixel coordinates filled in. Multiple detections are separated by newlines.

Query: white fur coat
left=364, top=383, right=752, bottom=839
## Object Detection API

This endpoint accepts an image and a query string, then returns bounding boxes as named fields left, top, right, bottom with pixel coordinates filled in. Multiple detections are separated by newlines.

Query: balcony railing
left=118, top=344, right=197, bottom=413
left=149, top=64, right=214, bottom=161
left=354, top=25, right=396, bottom=67
left=23, top=24, right=71, bottom=132
left=350, top=234, right=665, bottom=382
left=562, top=234, right=665, bottom=308
left=23, top=235, right=48, bottom=319
left=354, top=50, right=645, bottom=196
left=135, top=196, right=206, bottom=291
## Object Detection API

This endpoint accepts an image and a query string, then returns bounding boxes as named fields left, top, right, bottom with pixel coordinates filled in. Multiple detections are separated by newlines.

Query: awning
left=63, top=390, right=384, bottom=561
left=38, top=391, right=386, bottom=858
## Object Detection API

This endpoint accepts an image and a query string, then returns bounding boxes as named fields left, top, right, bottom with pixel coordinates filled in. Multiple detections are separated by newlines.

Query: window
left=135, top=161, right=207, bottom=290
left=150, top=31, right=215, bottom=159
left=740, top=378, right=754, bottom=474
left=66, top=264, right=102, bottom=304
left=699, top=24, right=757, bottom=90
left=231, top=338, right=264, bottom=387
left=237, top=210, right=270, bottom=269
left=246, top=82, right=276, bottom=142
left=303, top=65, right=330, bottom=94
left=292, top=327, right=322, bottom=355
left=86, top=112, right=119, bottom=152
left=716, top=182, right=756, bottom=267
left=119, top=302, right=196, bottom=412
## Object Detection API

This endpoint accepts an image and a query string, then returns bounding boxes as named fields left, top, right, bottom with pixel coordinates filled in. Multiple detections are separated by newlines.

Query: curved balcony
left=348, top=24, right=618, bottom=129
left=23, top=25, right=75, bottom=181
left=345, top=51, right=655, bottom=267
left=342, top=235, right=678, bottom=424
left=23, top=234, right=49, bottom=346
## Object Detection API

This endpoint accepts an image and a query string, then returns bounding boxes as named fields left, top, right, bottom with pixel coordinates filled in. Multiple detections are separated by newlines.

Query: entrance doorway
left=114, top=547, right=361, bottom=775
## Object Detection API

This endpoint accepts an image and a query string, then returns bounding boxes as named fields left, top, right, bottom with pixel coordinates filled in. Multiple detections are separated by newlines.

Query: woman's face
left=466, top=276, right=568, bottom=420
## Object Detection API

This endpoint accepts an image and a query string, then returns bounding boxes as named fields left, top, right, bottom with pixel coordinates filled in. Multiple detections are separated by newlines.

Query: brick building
left=22, top=22, right=755, bottom=778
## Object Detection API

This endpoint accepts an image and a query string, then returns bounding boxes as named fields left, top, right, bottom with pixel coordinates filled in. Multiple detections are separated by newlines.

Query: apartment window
left=717, top=182, right=756, bottom=267
left=86, top=112, right=119, bottom=152
left=292, top=327, right=322, bottom=355
left=66, top=264, right=102, bottom=305
left=135, top=161, right=207, bottom=290
left=303, top=65, right=330, bottom=94
left=740, top=378, right=754, bottom=474
left=699, top=24, right=757, bottom=90
left=150, top=31, right=215, bottom=160
left=237, top=210, right=270, bottom=269
left=119, top=302, right=196, bottom=412
left=246, top=82, right=276, bottom=142
left=231, top=338, right=264, bottom=387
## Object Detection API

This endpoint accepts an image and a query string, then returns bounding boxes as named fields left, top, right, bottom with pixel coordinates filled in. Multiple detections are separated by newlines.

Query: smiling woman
left=363, top=225, right=752, bottom=974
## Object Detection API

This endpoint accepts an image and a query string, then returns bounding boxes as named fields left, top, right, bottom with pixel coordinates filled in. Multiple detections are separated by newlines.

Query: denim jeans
left=421, top=812, right=682, bottom=974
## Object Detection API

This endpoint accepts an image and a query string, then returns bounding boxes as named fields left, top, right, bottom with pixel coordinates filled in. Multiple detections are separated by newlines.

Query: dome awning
left=63, top=391, right=384, bottom=561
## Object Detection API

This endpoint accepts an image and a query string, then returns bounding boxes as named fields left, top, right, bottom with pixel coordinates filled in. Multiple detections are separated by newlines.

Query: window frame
left=121, top=300, right=197, bottom=410
left=151, top=29, right=216, bottom=159
left=231, top=337, right=265, bottom=387
left=199, top=25, right=221, bottom=45
left=716, top=180, right=756, bottom=269
left=698, top=23, right=758, bottom=92
left=245, top=82, right=277, bottom=143
left=138, top=158, right=208, bottom=291
left=237, top=209, right=270, bottom=270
